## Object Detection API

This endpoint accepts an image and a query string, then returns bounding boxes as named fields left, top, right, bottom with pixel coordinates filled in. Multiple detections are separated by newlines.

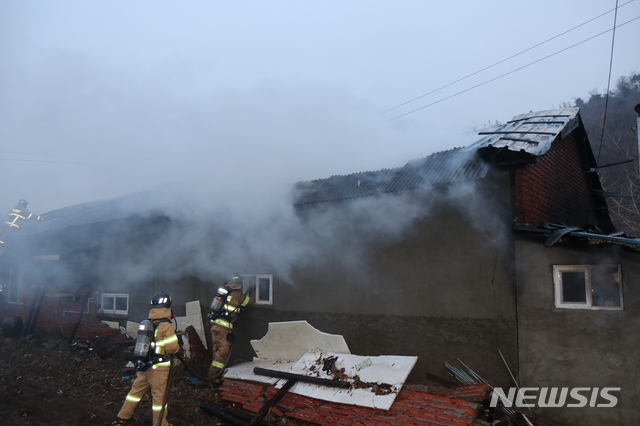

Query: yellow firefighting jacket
left=210, top=289, right=254, bottom=330
left=147, top=307, right=179, bottom=370
left=6, top=204, right=41, bottom=229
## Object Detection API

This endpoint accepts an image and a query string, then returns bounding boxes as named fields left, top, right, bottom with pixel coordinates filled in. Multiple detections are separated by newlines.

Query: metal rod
left=253, top=367, right=351, bottom=388
left=456, top=358, right=489, bottom=385
left=498, top=349, right=520, bottom=391
left=478, top=130, right=556, bottom=136
left=67, top=286, right=92, bottom=345
left=250, top=379, right=297, bottom=426
left=595, top=158, right=634, bottom=169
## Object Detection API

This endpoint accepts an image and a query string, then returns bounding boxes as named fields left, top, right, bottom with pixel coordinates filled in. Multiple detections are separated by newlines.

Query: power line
left=597, top=0, right=621, bottom=164
left=385, top=0, right=635, bottom=114
left=388, top=15, right=640, bottom=121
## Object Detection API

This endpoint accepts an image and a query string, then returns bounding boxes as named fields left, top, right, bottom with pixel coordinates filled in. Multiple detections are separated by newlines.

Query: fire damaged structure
left=1, top=107, right=639, bottom=425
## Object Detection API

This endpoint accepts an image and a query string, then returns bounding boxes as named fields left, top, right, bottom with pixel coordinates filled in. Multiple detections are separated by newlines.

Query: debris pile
left=307, top=354, right=396, bottom=396
left=212, top=377, right=484, bottom=426
left=442, top=358, right=566, bottom=426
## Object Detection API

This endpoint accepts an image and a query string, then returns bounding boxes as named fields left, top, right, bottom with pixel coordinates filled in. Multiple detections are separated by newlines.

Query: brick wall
left=11, top=287, right=120, bottom=340
left=515, top=133, right=598, bottom=228
left=218, top=378, right=486, bottom=426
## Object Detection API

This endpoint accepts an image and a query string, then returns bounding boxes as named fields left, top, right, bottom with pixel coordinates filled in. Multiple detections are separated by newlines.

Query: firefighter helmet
left=227, top=275, right=243, bottom=284
left=150, top=292, right=172, bottom=308
left=18, top=199, right=28, bottom=206
left=226, top=275, right=243, bottom=290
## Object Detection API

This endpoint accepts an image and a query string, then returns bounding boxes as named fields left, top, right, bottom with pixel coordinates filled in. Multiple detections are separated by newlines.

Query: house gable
left=514, top=130, right=602, bottom=229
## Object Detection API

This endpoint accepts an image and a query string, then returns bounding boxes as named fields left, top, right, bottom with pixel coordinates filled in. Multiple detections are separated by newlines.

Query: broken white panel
left=283, top=351, right=417, bottom=410
left=175, top=300, right=208, bottom=349
left=225, top=350, right=416, bottom=410
left=125, top=321, right=139, bottom=338
left=225, top=321, right=416, bottom=410
left=250, top=320, right=350, bottom=362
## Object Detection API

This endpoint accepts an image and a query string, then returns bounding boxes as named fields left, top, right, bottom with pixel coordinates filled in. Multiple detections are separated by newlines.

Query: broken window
left=100, top=293, right=129, bottom=316
left=553, top=265, right=623, bottom=310
left=0, top=265, right=22, bottom=304
left=244, top=274, right=273, bottom=305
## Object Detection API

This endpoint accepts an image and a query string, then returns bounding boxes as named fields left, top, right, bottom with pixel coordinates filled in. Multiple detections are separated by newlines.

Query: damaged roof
left=294, top=148, right=491, bottom=205
left=294, top=107, right=586, bottom=206
left=462, top=107, right=580, bottom=156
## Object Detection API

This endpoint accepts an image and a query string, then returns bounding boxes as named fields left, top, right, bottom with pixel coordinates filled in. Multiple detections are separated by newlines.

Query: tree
left=574, top=72, right=640, bottom=236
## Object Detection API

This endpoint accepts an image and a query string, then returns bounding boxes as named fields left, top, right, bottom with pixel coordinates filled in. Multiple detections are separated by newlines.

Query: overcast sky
left=1, top=0, right=639, bottom=215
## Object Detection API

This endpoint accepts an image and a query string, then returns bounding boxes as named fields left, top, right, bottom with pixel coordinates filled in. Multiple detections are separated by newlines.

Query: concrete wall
left=516, top=239, right=640, bottom=425
left=235, top=177, right=519, bottom=386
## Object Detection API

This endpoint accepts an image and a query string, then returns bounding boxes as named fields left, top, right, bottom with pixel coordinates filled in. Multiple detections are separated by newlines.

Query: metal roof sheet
left=294, top=148, right=491, bottom=205
left=461, top=107, right=579, bottom=156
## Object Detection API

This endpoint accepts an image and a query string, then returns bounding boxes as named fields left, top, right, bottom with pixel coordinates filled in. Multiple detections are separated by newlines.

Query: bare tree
left=575, top=72, right=640, bottom=236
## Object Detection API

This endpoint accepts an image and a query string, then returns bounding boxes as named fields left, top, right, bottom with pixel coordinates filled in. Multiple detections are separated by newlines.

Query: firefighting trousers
left=209, top=322, right=232, bottom=378
left=117, top=368, right=171, bottom=426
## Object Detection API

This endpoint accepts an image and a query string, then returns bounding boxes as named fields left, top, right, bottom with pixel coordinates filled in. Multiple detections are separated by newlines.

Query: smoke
left=90, top=147, right=506, bottom=288
left=0, top=28, right=488, bottom=289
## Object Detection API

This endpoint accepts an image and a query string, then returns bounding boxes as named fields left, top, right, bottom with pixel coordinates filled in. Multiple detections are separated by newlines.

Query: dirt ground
left=0, top=333, right=249, bottom=426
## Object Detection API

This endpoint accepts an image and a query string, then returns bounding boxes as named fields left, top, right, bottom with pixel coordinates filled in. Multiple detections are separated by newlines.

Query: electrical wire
left=597, top=0, right=621, bottom=164
left=385, top=0, right=635, bottom=114
left=388, top=15, right=640, bottom=122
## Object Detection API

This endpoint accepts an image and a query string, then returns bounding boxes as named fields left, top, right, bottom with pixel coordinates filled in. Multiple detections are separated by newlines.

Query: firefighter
left=208, top=276, right=255, bottom=380
left=113, top=292, right=180, bottom=426
left=0, top=200, right=43, bottom=254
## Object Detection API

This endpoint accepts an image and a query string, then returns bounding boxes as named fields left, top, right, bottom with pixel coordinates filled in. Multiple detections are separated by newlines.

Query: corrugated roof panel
left=462, top=107, right=579, bottom=156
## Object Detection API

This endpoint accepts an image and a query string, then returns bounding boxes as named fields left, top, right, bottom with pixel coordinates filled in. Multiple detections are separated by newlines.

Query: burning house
left=1, top=107, right=639, bottom=425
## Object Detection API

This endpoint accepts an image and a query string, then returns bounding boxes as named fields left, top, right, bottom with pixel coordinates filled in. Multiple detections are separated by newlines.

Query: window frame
left=244, top=274, right=273, bottom=306
left=553, top=264, right=623, bottom=310
left=99, top=293, right=130, bottom=316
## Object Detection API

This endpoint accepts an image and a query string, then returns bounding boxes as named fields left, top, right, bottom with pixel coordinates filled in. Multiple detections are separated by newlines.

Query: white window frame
left=244, top=274, right=273, bottom=306
left=1, top=265, right=23, bottom=304
left=553, top=265, right=623, bottom=310
left=100, top=293, right=129, bottom=315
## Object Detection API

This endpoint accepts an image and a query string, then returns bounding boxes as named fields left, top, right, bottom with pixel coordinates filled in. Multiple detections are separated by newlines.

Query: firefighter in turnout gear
left=0, top=200, right=43, bottom=256
left=114, top=292, right=180, bottom=426
left=208, top=276, right=255, bottom=380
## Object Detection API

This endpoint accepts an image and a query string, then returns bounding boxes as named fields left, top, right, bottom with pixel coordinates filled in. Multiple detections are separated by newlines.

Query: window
left=244, top=274, right=273, bottom=305
left=553, top=265, right=623, bottom=310
left=0, top=265, right=22, bottom=304
left=100, top=293, right=129, bottom=315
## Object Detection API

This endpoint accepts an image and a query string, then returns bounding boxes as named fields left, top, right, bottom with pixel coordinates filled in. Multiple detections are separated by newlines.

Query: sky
left=1, top=0, right=639, bottom=216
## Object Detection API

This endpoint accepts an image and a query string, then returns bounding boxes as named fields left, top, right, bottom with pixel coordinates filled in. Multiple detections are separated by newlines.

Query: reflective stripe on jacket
left=147, top=307, right=179, bottom=370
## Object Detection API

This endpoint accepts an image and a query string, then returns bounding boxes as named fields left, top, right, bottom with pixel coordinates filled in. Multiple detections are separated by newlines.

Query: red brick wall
left=515, top=133, right=598, bottom=228
left=7, top=287, right=120, bottom=340
left=218, top=378, right=483, bottom=426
